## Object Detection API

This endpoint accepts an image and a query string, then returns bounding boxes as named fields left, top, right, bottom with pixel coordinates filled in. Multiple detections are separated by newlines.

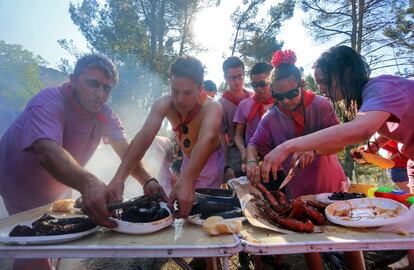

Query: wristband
left=143, top=178, right=158, bottom=190
left=246, top=160, right=258, bottom=165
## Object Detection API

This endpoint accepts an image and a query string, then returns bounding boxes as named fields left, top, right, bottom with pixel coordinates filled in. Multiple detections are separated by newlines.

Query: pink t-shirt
left=0, top=85, right=126, bottom=213
left=233, top=97, right=273, bottom=144
left=249, top=95, right=345, bottom=198
left=359, top=75, right=414, bottom=159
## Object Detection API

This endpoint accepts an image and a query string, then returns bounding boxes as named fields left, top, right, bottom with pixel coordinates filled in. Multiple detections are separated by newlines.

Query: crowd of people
left=0, top=45, right=413, bottom=270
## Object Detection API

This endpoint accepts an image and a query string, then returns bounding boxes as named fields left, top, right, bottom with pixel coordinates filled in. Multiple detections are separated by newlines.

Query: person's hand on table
left=224, top=166, right=235, bottom=181
left=293, top=151, right=315, bottom=169
left=81, top=177, right=117, bottom=228
left=167, top=179, right=194, bottom=219
left=143, top=178, right=168, bottom=202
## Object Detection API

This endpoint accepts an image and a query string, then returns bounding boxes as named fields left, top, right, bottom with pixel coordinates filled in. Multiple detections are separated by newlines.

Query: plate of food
left=110, top=202, right=173, bottom=234
left=316, top=191, right=366, bottom=204
left=325, top=197, right=410, bottom=227
left=0, top=213, right=98, bottom=245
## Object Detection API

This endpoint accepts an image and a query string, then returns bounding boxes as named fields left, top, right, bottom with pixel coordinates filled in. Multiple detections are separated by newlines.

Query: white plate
left=187, top=214, right=246, bottom=226
left=325, top=198, right=410, bottom=227
left=0, top=219, right=99, bottom=245
left=316, top=193, right=338, bottom=204
left=111, top=202, right=173, bottom=234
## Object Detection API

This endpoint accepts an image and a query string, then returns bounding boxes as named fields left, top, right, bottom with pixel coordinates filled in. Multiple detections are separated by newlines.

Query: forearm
left=33, top=140, right=97, bottom=193
left=220, top=135, right=230, bottom=165
left=130, top=159, right=153, bottom=186
left=234, top=134, right=246, bottom=159
left=246, top=145, right=259, bottom=162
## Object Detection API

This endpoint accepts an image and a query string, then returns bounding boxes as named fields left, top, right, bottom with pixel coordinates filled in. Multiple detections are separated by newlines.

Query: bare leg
left=304, top=253, right=323, bottom=270
left=344, top=251, right=366, bottom=270
left=13, top=259, right=52, bottom=270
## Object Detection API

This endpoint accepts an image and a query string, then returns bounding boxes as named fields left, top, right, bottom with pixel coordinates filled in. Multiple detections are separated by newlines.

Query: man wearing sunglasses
left=233, top=62, right=274, bottom=171
left=219, top=57, right=253, bottom=182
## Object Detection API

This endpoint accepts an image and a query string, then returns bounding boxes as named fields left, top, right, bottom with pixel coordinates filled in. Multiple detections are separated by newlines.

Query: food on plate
left=202, top=216, right=242, bottom=236
left=328, top=191, right=366, bottom=201
left=119, top=200, right=170, bottom=223
left=331, top=203, right=404, bottom=221
left=50, top=199, right=75, bottom=213
left=9, top=213, right=96, bottom=237
left=253, top=183, right=326, bottom=233
left=350, top=148, right=395, bottom=168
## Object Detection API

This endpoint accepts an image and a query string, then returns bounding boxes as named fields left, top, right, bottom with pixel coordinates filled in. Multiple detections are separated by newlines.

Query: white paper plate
left=187, top=214, right=246, bottom=226
left=325, top=198, right=410, bottom=227
left=316, top=193, right=338, bottom=204
left=111, top=202, right=173, bottom=234
left=0, top=219, right=99, bottom=245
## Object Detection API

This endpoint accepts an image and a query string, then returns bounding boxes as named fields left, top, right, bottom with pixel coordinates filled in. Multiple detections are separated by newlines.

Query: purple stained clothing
left=233, top=97, right=272, bottom=144
left=218, top=90, right=252, bottom=173
left=181, top=148, right=224, bottom=188
left=359, top=75, right=414, bottom=159
left=0, top=85, right=126, bottom=214
left=249, top=95, right=346, bottom=198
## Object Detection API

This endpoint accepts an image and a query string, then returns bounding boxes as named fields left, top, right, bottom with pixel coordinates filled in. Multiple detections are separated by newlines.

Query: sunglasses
left=251, top=80, right=269, bottom=89
left=272, top=86, right=300, bottom=101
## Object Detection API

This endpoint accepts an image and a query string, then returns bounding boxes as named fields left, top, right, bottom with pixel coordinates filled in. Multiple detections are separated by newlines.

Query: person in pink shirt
left=218, top=57, right=252, bottom=181
left=234, top=62, right=274, bottom=164
left=0, top=55, right=155, bottom=270
left=256, top=45, right=414, bottom=269
left=246, top=50, right=347, bottom=270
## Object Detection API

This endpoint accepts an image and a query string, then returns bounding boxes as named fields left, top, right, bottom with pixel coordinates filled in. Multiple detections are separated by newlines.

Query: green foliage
left=304, top=74, right=319, bottom=93
left=0, top=40, right=44, bottom=111
left=230, top=0, right=294, bottom=64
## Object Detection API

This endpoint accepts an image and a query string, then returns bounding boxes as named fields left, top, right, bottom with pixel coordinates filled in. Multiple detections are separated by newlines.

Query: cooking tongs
left=278, top=159, right=300, bottom=190
left=107, top=193, right=161, bottom=211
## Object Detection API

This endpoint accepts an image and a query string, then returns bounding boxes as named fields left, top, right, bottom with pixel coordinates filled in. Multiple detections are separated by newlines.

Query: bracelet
left=224, top=165, right=232, bottom=172
left=246, top=160, right=258, bottom=165
left=143, top=178, right=158, bottom=190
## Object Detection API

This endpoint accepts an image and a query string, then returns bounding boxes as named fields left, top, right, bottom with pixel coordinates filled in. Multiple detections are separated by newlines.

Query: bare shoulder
left=152, top=95, right=174, bottom=113
left=202, top=97, right=222, bottom=114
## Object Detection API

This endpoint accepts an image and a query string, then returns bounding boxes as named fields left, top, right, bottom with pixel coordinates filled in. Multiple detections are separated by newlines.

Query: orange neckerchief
left=172, top=90, right=207, bottom=140
left=222, top=89, right=251, bottom=105
left=62, top=83, right=108, bottom=123
left=247, top=94, right=274, bottom=122
left=277, top=89, right=315, bottom=136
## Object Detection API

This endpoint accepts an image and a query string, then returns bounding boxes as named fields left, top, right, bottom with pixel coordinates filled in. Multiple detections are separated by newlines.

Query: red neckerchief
left=61, top=83, right=108, bottom=123
left=247, top=94, right=274, bottom=122
left=222, top=89, right=251, bottom=105
left=172, top=103, right=201, bottom=140
left=277, top=89, right=315, bottom=136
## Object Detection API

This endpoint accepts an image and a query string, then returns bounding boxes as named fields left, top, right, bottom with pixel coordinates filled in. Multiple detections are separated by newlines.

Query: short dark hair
left=222, top=56, right=245, bottom=76
left=170, top=56, right=204, bottom=87
left=250, top=62, right=273, bottom=76
left=73, top=54, right=119, bottom=85
left=203, top=80, right=217, bottom=92
left=314, top=45, right=371, bottom=116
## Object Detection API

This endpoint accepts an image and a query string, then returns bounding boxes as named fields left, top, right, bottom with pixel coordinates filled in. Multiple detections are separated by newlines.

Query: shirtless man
left=107, top=56, right=222, bottom=218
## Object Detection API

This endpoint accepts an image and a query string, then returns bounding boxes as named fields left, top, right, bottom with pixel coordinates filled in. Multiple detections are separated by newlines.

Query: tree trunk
left=351, top=0, right=357, bottom=50
left=356, top=0, right=365, bottom=53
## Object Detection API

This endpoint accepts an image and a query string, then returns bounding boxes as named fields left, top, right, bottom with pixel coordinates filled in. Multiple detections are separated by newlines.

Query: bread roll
left=50, top=199, right=75, bottom=213
left=202, top=216, right=242, bottom=236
